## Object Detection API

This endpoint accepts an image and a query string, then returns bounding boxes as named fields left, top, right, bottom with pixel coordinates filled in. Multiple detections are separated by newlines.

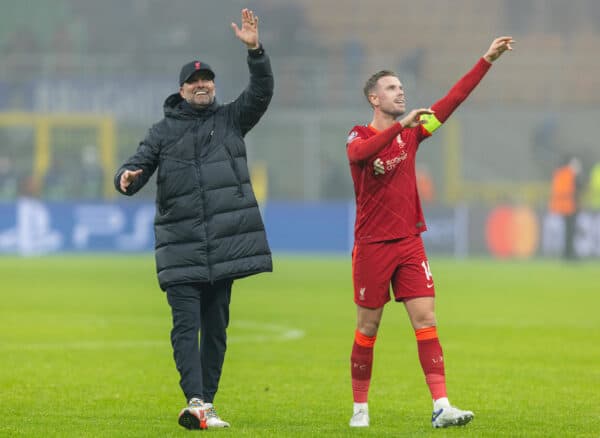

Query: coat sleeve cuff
left=248, top=43, right=265, bottom=58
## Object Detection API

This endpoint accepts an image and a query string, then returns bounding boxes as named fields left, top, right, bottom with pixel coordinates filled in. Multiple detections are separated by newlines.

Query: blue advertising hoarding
left=0, top=199, right=465, bottom=256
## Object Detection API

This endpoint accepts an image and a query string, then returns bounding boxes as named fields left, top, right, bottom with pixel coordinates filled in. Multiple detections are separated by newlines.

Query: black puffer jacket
left=114, top=50, right=274, bottom=290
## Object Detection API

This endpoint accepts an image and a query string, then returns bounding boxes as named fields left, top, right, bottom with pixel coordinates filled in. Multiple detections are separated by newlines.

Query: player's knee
left=412, top=315, right=436, bottom=329
left=357, top=321, right=379, bottom=337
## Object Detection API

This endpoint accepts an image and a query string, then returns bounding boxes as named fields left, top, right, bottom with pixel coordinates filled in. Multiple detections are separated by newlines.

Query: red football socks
left=351, top=329, right=376, bottom=403
left=415, top=326, right=447, bottom=400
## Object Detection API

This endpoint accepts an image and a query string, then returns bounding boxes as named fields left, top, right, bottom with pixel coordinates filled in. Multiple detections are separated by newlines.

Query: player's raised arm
left=419, top=36, right=515, bottom=138
left=483, top=36, right=515, bottom=63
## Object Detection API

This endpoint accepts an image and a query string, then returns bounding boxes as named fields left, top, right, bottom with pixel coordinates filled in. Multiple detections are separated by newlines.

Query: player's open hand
left=399, top=108, right=434, bottom=129
left=120, top=169, right=142, bottom=192
left=483, top=36, right=515, bottom=63
left=231, top=8, right=260, bottom=49
left=373, top=158, right=385, bottom=176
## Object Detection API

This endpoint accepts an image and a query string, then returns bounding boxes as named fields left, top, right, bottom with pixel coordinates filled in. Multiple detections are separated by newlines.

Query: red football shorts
left=352, top=235, right=435, bottom=308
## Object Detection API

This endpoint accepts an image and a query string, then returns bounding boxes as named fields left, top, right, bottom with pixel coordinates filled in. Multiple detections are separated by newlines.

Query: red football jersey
left=347, top=123, right=429, bottom=242
left=346, top=57, right=492, bottom=243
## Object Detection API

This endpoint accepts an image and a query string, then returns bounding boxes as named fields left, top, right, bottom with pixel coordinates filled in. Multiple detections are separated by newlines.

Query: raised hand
left=231, top=8, right=260, bottom=49
left=483, top=36, right=515, bottom=63
left=399, top=108, right=435, bottom=129
left=120, top=169, right=143, bottom=192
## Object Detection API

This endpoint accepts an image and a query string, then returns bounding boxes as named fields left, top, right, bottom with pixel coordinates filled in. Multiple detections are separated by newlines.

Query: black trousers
left=166, top=280, right=232, bottom=403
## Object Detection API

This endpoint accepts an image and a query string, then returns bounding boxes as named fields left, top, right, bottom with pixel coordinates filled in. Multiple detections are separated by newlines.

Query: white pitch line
left=0, top=321, right=305, bottom=351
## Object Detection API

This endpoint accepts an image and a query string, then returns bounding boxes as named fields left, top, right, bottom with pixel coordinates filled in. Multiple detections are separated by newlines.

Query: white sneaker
left=349, top=408, right=369, bottom=427
left=178, top=398, right=207, bottom=430
left=205, top=405, right=230, bottom=428
left=431, top=405, right=474, bottom=428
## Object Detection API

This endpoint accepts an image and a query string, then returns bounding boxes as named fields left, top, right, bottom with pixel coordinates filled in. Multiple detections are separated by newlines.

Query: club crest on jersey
left=347, top=131, right=359, bottom=144
left=396, top=133, right=406, bottom=147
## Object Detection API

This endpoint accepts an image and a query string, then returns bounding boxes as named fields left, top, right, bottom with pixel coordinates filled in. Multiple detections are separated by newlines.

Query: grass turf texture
left=0, top=255, right=598, bottom=437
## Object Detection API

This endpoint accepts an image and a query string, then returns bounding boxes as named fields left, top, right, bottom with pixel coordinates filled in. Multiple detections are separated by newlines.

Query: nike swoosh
left=427, top=283, right=434, bottom=288
left=431, top=408, right=443, bottom=422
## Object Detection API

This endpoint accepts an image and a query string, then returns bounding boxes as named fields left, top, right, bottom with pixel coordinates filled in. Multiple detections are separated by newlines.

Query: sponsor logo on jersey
left=381, top=135, right=408, bottom=171
left=385, top=154, right=407, bottom=171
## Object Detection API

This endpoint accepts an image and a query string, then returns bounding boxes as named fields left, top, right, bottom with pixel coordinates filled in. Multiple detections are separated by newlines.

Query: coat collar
left=163, top=93, right=219, bottom=120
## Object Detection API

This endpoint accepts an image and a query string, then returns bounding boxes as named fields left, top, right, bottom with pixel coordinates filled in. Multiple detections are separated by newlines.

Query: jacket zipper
left=194, top=119, right=212, bottom=283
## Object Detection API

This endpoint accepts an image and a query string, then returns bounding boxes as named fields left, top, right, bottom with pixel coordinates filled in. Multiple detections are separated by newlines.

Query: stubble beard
left=383, top=107, right=405, bottom=119
left=186, top=94, right=214, bottom=109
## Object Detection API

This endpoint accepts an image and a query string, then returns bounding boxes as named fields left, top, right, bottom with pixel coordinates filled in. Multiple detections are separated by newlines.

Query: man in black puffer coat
left=114, top=8, right=272, bottom=430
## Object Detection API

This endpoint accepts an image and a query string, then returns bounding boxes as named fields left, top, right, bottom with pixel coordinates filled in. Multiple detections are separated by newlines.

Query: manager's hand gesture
left=120, top=169, right=142, bottom=192
left=483, top=36, right=515, bottom=63
left=231, top=8, right=260, bottom=50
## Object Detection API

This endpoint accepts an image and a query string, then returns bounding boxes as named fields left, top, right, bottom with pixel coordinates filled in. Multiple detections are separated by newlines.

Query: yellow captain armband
left=420, top=113, right=442, bottom=135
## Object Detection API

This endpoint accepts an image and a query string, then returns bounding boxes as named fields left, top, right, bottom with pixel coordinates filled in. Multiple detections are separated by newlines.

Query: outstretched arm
left=420, top=36, right=515, bottom=136
left=483, top=36, right=514, bottom=63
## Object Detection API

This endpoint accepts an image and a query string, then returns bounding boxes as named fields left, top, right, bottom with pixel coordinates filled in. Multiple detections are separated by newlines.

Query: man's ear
left=368, top=93, right=379, bottom=108
left=179, top=86, right=185, bottom=98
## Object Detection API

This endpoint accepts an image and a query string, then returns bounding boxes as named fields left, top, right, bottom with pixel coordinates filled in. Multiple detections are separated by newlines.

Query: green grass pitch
left=1, top=255, right=598, bottom=437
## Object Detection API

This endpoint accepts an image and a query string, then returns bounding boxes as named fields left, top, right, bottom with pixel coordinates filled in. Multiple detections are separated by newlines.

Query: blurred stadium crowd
left=1, top=0, right=600, bottom=206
